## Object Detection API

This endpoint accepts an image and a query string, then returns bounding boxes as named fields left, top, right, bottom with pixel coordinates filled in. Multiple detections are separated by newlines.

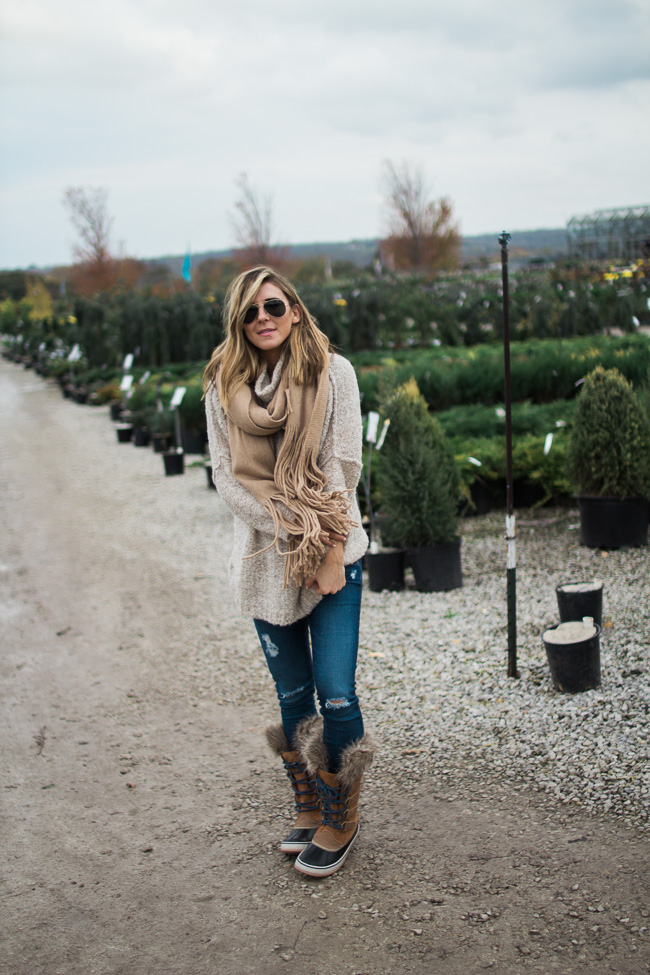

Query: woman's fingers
left=320, top=531, right=347, bottom=548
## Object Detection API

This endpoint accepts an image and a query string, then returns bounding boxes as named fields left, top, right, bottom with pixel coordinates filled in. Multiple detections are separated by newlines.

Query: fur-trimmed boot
left=295, top=731, right=376, bottom=878
left=265, top=716, right=322, bottom=854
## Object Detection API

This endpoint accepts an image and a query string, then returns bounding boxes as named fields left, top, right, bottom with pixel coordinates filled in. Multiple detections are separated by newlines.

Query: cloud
left=1, top=0, right=649, bottom=267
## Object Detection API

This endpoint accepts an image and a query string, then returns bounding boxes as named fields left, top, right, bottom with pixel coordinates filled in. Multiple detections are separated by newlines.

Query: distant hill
left=460, top=228, right=567, bottom=264
left=149, top=239, right=379, bottom=277
left=150, top=228, right=567, bottom=276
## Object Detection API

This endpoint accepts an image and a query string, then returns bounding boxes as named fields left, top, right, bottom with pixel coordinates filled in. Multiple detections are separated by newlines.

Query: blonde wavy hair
left=202, top=266, right=332, bottom=406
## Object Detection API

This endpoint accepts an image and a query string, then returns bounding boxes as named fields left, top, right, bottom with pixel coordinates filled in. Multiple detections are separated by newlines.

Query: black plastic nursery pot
left=181, top=430, right=206, bottom=455
left=467, top=479, right=493, bottom=516
left=577, top=496, right=649, bottom=549
left=407, top=537, right=463, bottom=593
left=109, top=400, right=123, bottom=421
left=205, top=464, right=216, bottom=490
left=152, top=433, right=172, bottom=453
left=366, top=549, right=405, bottom=592
left=556, top=580, right=603, bottom=626
left=163, top=450, right=185, bottom=476
left=543, top=621, right=601, bottom=693
left=133, top=427, right=151, bottom=447
left=116, top=425, right=134, bottom=443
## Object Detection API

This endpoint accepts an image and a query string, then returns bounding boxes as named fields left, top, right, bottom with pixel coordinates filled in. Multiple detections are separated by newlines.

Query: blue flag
left=182, top=250, right=192, bottom=284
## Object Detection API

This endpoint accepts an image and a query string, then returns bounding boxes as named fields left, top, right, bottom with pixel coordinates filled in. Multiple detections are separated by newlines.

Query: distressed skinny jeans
left=254, top=561, right=364, bottom=772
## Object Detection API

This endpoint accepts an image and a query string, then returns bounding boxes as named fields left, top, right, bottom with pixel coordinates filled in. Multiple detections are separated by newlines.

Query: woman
left=203, top=266, right=375, bottom=878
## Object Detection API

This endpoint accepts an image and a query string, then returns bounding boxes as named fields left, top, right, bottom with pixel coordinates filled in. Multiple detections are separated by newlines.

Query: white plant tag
left=366, top=412, right=380, bottom=443
left=170, top=386, right=186, bottom=408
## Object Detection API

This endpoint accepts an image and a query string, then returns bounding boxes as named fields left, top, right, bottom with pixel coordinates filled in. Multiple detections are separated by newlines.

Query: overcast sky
left=1, top=0, right=648, bottom=269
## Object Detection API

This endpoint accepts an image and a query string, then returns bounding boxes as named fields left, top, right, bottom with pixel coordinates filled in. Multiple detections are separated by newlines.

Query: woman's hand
left=319, top=531, right=347, bottom=549
left=305, top=543, right=346, bottom=595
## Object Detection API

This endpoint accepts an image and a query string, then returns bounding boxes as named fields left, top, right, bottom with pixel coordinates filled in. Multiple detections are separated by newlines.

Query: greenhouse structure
left=567, top=204, right=650, bottom=262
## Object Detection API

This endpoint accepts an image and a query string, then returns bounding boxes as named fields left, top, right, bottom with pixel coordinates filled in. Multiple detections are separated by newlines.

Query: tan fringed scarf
left=225, top=360, right=352, bottom=588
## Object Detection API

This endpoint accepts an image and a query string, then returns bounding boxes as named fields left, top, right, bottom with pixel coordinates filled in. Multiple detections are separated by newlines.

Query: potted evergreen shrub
left=377, top=379, right=463, bottom=591
left=567, top=366, right=650, bottom=548
left=127, top=382, right=154, bottom=447
left=178, top=380, right=208, bottom=454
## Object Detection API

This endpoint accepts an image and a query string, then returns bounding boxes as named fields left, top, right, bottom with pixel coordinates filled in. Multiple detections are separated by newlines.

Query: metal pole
left=499, top=231, right=518, bottom=678
left=366, top=440, right=376, bottom=549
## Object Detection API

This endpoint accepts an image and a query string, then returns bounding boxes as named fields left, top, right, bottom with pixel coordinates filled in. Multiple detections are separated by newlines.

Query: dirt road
left=1, top=360, right=649, bottom=975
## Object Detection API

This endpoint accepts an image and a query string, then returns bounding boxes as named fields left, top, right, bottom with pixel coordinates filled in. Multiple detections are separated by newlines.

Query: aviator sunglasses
left=242, top=298, right=289, bottom=325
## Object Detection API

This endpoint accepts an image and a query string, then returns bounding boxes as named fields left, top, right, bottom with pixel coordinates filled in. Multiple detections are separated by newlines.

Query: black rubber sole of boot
left=294, top=825, right=359, bottom=877
left=280, top=827, right=318, bottom=854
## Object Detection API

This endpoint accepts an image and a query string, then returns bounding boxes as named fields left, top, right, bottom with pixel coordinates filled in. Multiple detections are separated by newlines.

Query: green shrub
left=567, top=366, right=650, bottom=498
left=352, top=335, right=650, bottom=412
left=178, top=378, right=207, bottom=437
left=437, top=399, right=575, bottom=440
left=453, top=430, right=572, bottom=507
left=377, top=378, right=460, bottom=547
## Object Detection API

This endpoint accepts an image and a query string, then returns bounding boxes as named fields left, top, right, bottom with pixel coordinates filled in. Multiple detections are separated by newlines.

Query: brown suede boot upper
left=310, top=769, right=363, bottom=852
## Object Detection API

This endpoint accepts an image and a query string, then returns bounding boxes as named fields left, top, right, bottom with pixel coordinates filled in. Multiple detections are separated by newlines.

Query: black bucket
left=152, top=434, right=172, bottom=453
left=556, top=581, right=603, bottom=626
left=407, top=537, right=462, bottom=592
left=133, top=427, right=151, bottom=447
left=543, top=621, right=601, bottom=693
left=116, top=426, right=134, bottom=443
left=163, top=451, right=185, bottom=476
left=366, top=550, right=405, bottom=592
left=578, top=496, right=649, bottom=548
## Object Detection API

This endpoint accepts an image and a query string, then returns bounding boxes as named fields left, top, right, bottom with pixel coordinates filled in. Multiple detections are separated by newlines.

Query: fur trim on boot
left=264, top=714, right=322, bottom=757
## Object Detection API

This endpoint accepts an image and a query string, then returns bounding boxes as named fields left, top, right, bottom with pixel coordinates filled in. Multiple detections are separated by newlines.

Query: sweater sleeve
left=317, top=355, right=364, bottom=498
left=205, top=384, right=285, bottom=537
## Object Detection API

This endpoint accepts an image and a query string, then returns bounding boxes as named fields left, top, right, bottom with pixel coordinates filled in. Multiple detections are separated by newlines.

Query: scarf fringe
left=242, top=488, right=354, bottom=588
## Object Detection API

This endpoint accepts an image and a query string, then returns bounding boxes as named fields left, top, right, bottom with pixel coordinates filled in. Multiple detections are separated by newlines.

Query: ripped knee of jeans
left=278, top=682, right=308, bottom=701
left=325, top=696, right=352, bottom=710
left=260, top=633, right=280, bottom=658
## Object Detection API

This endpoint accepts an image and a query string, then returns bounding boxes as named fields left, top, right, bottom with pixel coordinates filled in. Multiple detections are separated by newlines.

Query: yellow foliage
left=25, top=276, right=53, bottom=321
left=398, top=376, right=422, bottom=401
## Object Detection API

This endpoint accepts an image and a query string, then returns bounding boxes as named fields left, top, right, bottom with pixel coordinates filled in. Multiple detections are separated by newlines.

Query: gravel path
left=2, top=358, right=649, bottom=975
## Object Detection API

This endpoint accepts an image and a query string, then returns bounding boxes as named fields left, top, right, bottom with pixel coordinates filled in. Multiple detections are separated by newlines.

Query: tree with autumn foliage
left=380, top=161, right=461, bottom=274
left=62, top=186, right=143, bottom=295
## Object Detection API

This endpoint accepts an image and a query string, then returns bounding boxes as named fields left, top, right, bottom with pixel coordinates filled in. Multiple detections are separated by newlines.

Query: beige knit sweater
left=205, top=353, right=368, bottom=625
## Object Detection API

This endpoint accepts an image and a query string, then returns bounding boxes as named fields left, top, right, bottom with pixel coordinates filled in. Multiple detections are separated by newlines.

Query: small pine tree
left=377, top=378, right=460, bottom=547
left=567, top=366, right=650, bottom=498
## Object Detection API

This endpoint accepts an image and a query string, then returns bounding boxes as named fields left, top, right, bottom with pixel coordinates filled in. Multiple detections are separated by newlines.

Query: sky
left=1, top=0, right=649, bottom=270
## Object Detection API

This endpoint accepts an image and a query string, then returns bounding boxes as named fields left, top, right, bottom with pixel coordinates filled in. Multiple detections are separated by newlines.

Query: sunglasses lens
left=243, top=306, right=257, bottom=325
left=265, top=300, right=286, bottom=318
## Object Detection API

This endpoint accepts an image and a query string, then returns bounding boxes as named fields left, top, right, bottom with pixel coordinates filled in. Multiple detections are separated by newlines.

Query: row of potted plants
left=365, top=365, right=650, bottom=593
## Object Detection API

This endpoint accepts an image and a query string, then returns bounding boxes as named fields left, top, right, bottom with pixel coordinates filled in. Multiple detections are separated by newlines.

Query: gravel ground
left=359, top=511, right=649, bottom=831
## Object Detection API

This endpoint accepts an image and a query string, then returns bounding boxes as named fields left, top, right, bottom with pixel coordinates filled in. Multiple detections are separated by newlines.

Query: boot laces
left=318, top=779, right=349, bottom=831
left=283, top=758, right=319, bottom=813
